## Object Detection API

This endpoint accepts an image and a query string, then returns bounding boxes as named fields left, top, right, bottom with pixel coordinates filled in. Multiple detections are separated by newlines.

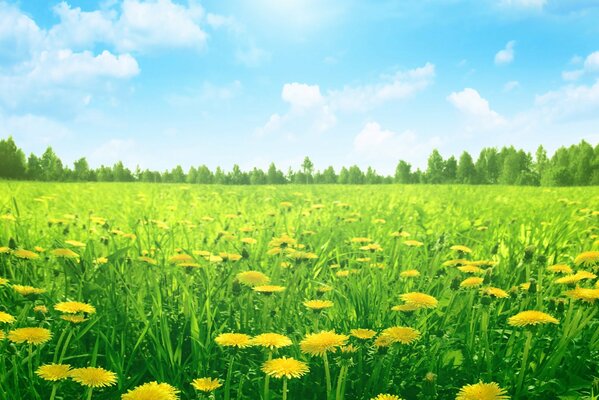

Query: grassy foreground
left=0, top=182, right=598, bottom=400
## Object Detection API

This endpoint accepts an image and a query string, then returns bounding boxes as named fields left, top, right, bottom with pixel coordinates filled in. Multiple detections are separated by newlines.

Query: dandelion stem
left=335, top=365, right=347, bottom=400
left=86, top=388, right=94, bottom=400
left=224, top=353, right=235, bottom=400
left=516, top=329, right=533, bottom=396
left=264, top=351, right=272, bottom=400
left=323, top=352, right=332, bottom=400
left=282, top=377, right=288, bottom=400
left=49, top=384, right=58, bottom=400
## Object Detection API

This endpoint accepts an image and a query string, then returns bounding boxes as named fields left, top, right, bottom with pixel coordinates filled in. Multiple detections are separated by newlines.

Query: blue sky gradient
left=1, top=0, right=598, bottom=173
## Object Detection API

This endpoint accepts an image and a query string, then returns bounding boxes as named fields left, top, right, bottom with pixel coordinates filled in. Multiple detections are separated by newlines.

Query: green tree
left=0, top=136, right=27, bottom=179
left=426, top=149, right=445, bottom=184
left=444, top=156, right=457, bottom=183
left=40, top=147, right=64, bottom=181
left=457, top=151, right=476, bottom=184
left=394, top=160, right=412, bottom=183
left=301, top=157, right=314, bottom=184
left=73, top=157, right=91, bottom=181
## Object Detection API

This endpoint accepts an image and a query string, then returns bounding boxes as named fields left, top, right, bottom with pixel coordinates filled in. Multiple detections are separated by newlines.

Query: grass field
left=0, top=182, right=598, bottom=400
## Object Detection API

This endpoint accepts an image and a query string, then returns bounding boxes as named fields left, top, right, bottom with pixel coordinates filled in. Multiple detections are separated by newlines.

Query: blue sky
left=1, top=0, right=599, bottom=174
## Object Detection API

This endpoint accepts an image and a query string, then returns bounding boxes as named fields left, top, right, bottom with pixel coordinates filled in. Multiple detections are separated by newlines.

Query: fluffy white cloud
left=535, top=79, right=599, bottom=120
left=0, top=2, right=44, bottom=62
left=330, top=63, right=435, bottom=111
left=503, top=80, right=520, bottom=92
left=584, top=51, right=599, bottom=72
left=495, top=41, right=515, bottom=65
left=282, top=83, right=325, bottom=109
left=561, top=50, right=599, bottom=81
left=235, top=43, right=271, bottom=67
left=447, top=88, right=506, bottom=129
left=562, top=69, right=584, bottom=81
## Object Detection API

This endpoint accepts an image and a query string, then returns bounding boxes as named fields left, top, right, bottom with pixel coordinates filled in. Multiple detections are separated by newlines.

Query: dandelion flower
left=400, top=292, right=438, bottom=309
left=51, top=248, right=80, bottom=258
left=379, top=326, right=421, bottom=345
left=13, top=249, right=39, bottom=260
left=373, top=335, right=394, bottom=348
left=460, top=277, right=484, bottom=288
left=192, top=377, right=222, bottom=392
left=54, top=301, right=96, bottom=314
left=574, top=251, right=599, bottom=266
left=372, top=395, right=403, bottom=400
left=61, top=315, right=87, bottom=324
left=391, top=304, right=419, bottom=312
left=251, top=333, right=292, bottom=349
left=12, top=285, right=46, bottom=295
left=456, top=381, right=509, bottom=400
left=400, top=269, right=420, bottom=278
left=0, top=277, right=8, bottom=285
left=565, top=287, right=599, bottom=303
left=507, top=310, right=559, bottom=327
left=300, top=331, right=348, bottom=356
left=139, top=256, right=158, bottom=265
left=350, top=329, right=377, bottom=340
left=481, top=287, right=509, bottom=299
left=70, top=367, right=117, bottom=388
left=8, top=327, right=52, bottom=345
left=121, top=381, right=179, bottom=400
left=546, top=264, right=572, bottom=274
left=458, top=265, right=484, bottom=274
left=360, top=243, right=383, bottom=252
left=351, top=237, right=372, bottom=243
left=36, top=364, right=71, bottom=381
left=451, top=245, right=472, bottom=253
left=236, top=271, right=270, bottom=287
left=215, top=333, right=252, bottom=348
left=168, top=254, right=193, bottom=264
left=0, top=311, right=15, bottom=324
left=304, top=300, right=334, bottom=310
left=33, top=305, right=48, bottom=314
left=404, top=240, right=424, bottom=247
left=262, top=357, right=309, bottom=379
left=253, top=285, right=286, bottom=294
left=65, top=240, right=86, bottom=248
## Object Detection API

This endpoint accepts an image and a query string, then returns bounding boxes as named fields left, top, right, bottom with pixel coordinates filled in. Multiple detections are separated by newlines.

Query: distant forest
left=0, top=136, right=597, bottom=186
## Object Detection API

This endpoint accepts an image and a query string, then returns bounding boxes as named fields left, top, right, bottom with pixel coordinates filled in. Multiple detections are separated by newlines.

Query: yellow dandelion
left=251, top=333, right=293, bottom=349
left=574, top=251, right=599, bottom=266
left=458, top=265, right=484, bottom=274
left=192, top=377, right=222, bottom=392
left=54, top=301, right=96, bottom=314
left=215, top=333, right=252, bottom=348
left=350, top=329, right=377, bottom=340
left=300, top=331, right=349, bottom=356
left=400, top=269, right=420, bottom=278
left=8, top=327, right=52, bottom=345
left=65, top=240, right=86, bottom=248
left=0, top=331, right=4, bottom=340
left=391, top=304, right=419, bottom=312
left=456, top=381, right=509, bottom=400
left=13, top=249, right=39, bottom=260
left=373, top=334, right=394, bottom=348
left=379, top=326, right=421, bottom=345
left=304, top=300, right=334, bottom=310
left=241, top=237, right=257, bottom=245
left=61, top=315, right=87, bottom=324
left=0, top=277, right=8, bottom=285
left=451, top=245, right=472, bottom=253
left=121, top=381, right=179, bottom=400
left=51, top=248, right=79, bottom=258
left=219, top=252, right=242, bottom=262
left=0, top=246, right=11, bottom=253
left=236, top=271, right=270, bottom=287
left=69, top=367, right=117, bottom=388
left=360, top=243, right=383, bottom=252
left=139, top=256, right=158, bottom=265
left=94, top=257, right=108, bottom=265
left=481, top=287, right=509, bottom=299
left=404, top=240, right=424, bottom=247
left=443, top=259, right=470, bottom=267
left=317, top=285, right=333, bottom=293
left=507, top=310, right=559, bottom=327
left=253, top=285, right=286, bottom=294
left=460, top=277, right=484, bottom=288
left=546, top=264, right=573, bottom=274
left=350, top=237, right=372, bottom=243
left=36, top=363, right=71, bottom=381
left=573, top=270, right=596, bottom=280
left=262, top=357, right=309, bottom=379
left=0, top=311, right=16, bottom=324
left=12, top=285, right=46, bottom=295
left=34, top=305, right=48, bottom=314
left=336, top=270, right=350, bottom=278
left=391, top=231, right=410, bottom=238
left=372, top=394, right=403, bottom=400
left=168, top=254, right=193, bottom=264
left=565, top=287, right=599, bottom=303
left=400, top=292, right=438, bottom=309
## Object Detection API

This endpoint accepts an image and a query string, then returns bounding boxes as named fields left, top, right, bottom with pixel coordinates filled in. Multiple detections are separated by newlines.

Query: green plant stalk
left=282, top=377, right=288, bottom=400
left=264, top=351, right=272, bottom=400
left=224, top=353, right=235, bottom=400
left=323, top=352, right=332, bottom=400
left=335, top=365, right=348, bottom=400
left=86, top=388, right=94, bottom=400
left=49, top=384, right=58, bottom=400
left=516, top=330, right=533, bottom=396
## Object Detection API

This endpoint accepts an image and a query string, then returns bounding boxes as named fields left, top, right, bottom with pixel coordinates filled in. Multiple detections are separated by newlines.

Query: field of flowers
left=0, top=182, right=598, bottom=400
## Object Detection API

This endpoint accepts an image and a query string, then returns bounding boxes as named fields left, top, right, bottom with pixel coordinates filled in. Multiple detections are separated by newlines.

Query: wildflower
left=481, top=287, right=509, bottom=299
left=404, top=240, right=424, bottom=247
left=215, top=333, right=252, bottom=348
left=69, top=367, right=117, bottom=388
left=192, top=378, right=222, bottom=392
left=8, top=327, right=52, bottom=345
left=456, top=381, right=509, bottom=400
left=300, top=331, right=348, bottom=356
left=546, top=264, right=572, bottom=274
left=13, top=249, right=39, bottom=260
left=565, top=287, right=599, bottom=303
left=460, top=277, right=484, bottom=288
left=0, top=277, right=8, bottom=285
left=139, top=256, right=158, bottom=265
left=451, top=245, right=472, bottom=253
left=400, top=292, right=438, bottom=309
left=168, top=254, right=193, bottom=264
left=251, top=333, right=292, bottom=349
left=304, top=300, right=334, bottom=310
left=379, top=326, right=421, bottom=345
left=51, top=248, right=79, bottom=259
left=12, top=285, right=46, bottom=296
left=33, top=305, right=48, bottom=313
left=262, top=357, right=309, bottom=379
left=507, top=310, right=559, bottom=327
left=400, top=269, right=420, bottom=278
left=458, top=265, right=484, bottom=274
left=574, top=251, right=599, bottom=266
left=372, top=395, right=403, bottom=400
left=36, top=364, right=71, bottom=381
left=122, top=381, right=179, bottom=400
left=61, top=315, right=87, bottom=324
left=54, top=301, right=96, bottom=314
left=0, top=311, right=15, bottom=324
left=253, top=285, right=286, bottom=294
left=236, top=271, right=270, bottom=287
left=350, top=329, right=377, bottom=339
left=65, top=240, right=86, bottom=248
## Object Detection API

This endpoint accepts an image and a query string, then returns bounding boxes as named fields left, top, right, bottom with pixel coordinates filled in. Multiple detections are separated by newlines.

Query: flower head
left=13, top=249, right=39, bottom=260
left=12, top=285, right=46, bottom=296
left=451, top=245, right=472, bottom=253
left=400, top=269, right=420, bottom=278
left=36, top=364, right=71, bottom=381
left=565, top=287, right=599, bottom=303
left=546, top=264, right=573, bottom=274
left=51, top=248, right=80, bottom=258
left=300, top=331, right=348, bottom=356
left=460, top=277, right=484, bottom=288
left=192, top=377, right=222, bottom=392
left=251, top=333, right=292, bottom=349
left=574, top=251, right=599, bottom=267
left=400, top=292, right=438, bottom=309
left=262, top=357, right=309, bottom=379
left=481, top=287, right=509, bottom=299
left=54, top=301, right=96, bottom=314
left=70, top=367, right=117, bottom=388
left=236, top=271, right=270, bottom=287
left=507, top=310, right=559, bottom=327
left=215, top=333, right=252, bottom=348
left=0, top=311, right=15, bottom=324
left=379, top=326, right=421, bottom=345
left=121, top=381, right=179, bottom=400
left=456, top=381, right=509, bottom=400
left=350, top=328, right=377, bottom=340
left=304, top=300, right=334, bottom=310
left=8, top=327, right=52, bottom=345
left=253, top=285, right=286, bottom=294
left=372, top=395, right=403, bottom=400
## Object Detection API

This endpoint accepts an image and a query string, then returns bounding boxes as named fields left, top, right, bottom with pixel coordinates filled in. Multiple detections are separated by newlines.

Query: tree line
left=0, top=136, right=597, bottom=185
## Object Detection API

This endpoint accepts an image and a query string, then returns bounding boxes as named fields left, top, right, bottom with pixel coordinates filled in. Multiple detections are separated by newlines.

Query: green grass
left=0, top=182, right=598, bottom=399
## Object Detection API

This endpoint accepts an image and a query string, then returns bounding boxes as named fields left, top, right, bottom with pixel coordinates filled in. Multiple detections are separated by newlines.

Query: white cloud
left=500, top=0, right=546, bottom=9
left=282, top=83, right=325, bottom=109
left=561, top=50, right=599, bottom=81
left=89, top=138, right=137, bottom=166
left=235, top=43, right=270, bottom=67
left=535, top=79, right=599, bottom=120
left=562, top=69, right=584, bottom=81
left=495, top=41, right=516, bottom=65
left=0, top=2, right=44, bottom=62
left=329, top=62, right=436, bottom=111
left=584, top=51, right=599, bottom=72
left=503, top=80, right=520, bottom=92
left=447, top=88, right=506, bottom=129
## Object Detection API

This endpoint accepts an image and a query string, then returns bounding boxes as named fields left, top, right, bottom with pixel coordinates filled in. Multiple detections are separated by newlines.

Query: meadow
left=0, top=182, right=598, bottom=400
